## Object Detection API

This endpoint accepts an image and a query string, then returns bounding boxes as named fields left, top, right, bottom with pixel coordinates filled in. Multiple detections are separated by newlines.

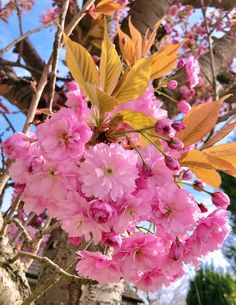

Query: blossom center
left=58, top=130, right=69, bottom=143
left=104, top=166, right=114, bottom=176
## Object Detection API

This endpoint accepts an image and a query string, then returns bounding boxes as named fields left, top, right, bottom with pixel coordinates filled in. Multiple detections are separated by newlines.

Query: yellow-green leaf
left=96, top=89, right=118, bottom=113
left=190, top=166, right=221, bottom=189
left=176, top=95, right=232, bottom=146
left=100, top=20, right=122, bottom=95
left=118, top=109, right=156, bottom=129
left=63, top=34, right=99, bottom=100
left=113, top=57, right=152, bottom=104
left=202, top=121, right=236, bottom=149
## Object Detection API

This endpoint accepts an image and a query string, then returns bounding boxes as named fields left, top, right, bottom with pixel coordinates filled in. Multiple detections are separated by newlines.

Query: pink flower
left=211, top=191, right=230, bottom=209
left=186, top=56, right=200, bottom=88
left=135, top=268, right=170, bottom=292
left=184, top=209, right=230, bottom=264
left=76, top=251, right=121, bottom=284
left=179, top=86, right=195, bottom=101
left=2, top=132, right=31, bottom=159
left=78, top=143, right=139, bottom=201
left=167, top=80, right=178, bottom=90
left=164, top=156, right=180, bottom=171
left=66, top=90, right=90, bottom=119
left=102, top=232, right=122, bottom=247
left=36, top=108, right=92, bottom=161
left=151, top=186, right=198, bottom=236
left=177, top=100, right=191, bottom=114
left=89, top=199, right=115, bottom=223
left=155, top=119, right=172, bottom=135
left=21, top=191, right=47, bottom=215
left=113, top=233, right=165, bottom=280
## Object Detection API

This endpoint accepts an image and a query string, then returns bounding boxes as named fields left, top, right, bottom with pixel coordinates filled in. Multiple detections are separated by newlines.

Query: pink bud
left=18, top=212, right=27, bottom=221
left=177, top=100, right=191, bottom=114
left=177, top=59, right=185, bottom=69
left=34, top=216, right=43, bottom=226
left=68, top=237, right=83, bottom=245
left=193, top=179, right=204, bottom=191
left=171, top=122, right=186, bottom=132
left=165, top=156, right=180, bottom=171
left=167, top=80, right=178, bottom=90
left=182, top=170, right=193, bottom=180
left=67, top=81, right=79, bottom=91
left=168, top=138, right=184, bottom=151
left=169, top=239, right=184, bottom=261
left=155, top=119, right=172, bottom=135
left=102, top=232, right=122, bottom=247
left=211, top=191, right=230, bottom=209
left=198, top=203, right=208, bottom=213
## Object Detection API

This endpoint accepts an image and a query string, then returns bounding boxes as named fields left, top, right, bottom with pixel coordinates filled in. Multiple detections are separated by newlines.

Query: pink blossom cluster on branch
left=2, top=81, right=230, bottom=291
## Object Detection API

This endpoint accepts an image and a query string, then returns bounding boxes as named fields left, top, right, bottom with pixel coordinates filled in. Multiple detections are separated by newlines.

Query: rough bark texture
left=0, top=213, right=32, bottom=305
left=36, top=229, right=80, bottom=305
left=79, top=282, right=124, bottom=305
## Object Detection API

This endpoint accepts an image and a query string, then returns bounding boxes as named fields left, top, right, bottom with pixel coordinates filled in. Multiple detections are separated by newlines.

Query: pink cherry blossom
left=78, top=143, right=139, bottom=201
left=113, top=233, right=165, bottom=280
left=186, top=55, right=200, bottom=88
left=2, top=132, right=32, bottom=159
left=184, top=209, right=230, bottom=265
left=76, top=251, right=121, bottom=284
left=36, top=108, right=92, bottom=161
left=151, top=186, right=199, bottom=236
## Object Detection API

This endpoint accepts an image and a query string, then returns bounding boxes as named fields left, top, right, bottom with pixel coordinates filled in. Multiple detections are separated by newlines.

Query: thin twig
left=1, top=112, right=16, bottom=132
left=201, top=0, right=218, bottom=99
left=8, top=218, right=32, bottom=243
left=217, top=108, right=236, bottom=123
left=33, top=221, right=60, bottom=243
left=10, top=251, right=80, bottom=281
left=0, top=20, right=56, bottom=56
left=0, top=196, right=20, bottom=236
left=14, top=0, right=24, bottom=62
left=48, top=0, right=70, bottom=111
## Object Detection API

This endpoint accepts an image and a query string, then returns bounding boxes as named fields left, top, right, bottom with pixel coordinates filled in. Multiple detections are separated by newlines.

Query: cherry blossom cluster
left=2, top=80, right=230, bottom=291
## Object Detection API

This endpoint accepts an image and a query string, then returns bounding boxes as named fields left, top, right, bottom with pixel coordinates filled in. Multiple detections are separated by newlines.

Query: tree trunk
left=0, top=213, right=32, bottom=305
left=79, top=282, right=124, bottom=305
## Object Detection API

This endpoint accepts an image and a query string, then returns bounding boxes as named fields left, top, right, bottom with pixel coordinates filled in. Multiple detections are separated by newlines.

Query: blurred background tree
left=186, top=267, right=236, bottom=305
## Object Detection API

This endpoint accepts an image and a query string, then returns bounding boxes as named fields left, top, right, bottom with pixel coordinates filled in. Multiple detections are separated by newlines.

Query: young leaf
left=63, top=34, right=99, bottom=101
left=204, top=143, right=236, bottom=169
left=190, top=166, right=221, bottom=189
left=118, top=109, right=156, bottom=129
left=100, top=20, right=122, bottom=95
left=96, top=89, right=118, bottom=113
left=151, top=42, right=183, bottom=79
left=113, top=57, right=152, bottom=104
left=143, top=19, right=162, bottom=56
left=128, top=17, right=142, bottom=61
left=176, top=95, right=232, bottom=146
left=201, top=121, right=236, bottom=149
left=179, top=149, right=234, bottom=171
left=117, top=28, right=136, bottom=65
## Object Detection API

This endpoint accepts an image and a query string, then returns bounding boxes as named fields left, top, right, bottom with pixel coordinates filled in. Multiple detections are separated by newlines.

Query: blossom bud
left=33, top=216, right=43, bottom=226
left=102, top=232, right=122, bottom=247
left=171, top=122, right=186, bottom=132
left=165, top=156, right=180, bottom=171
left=177, top=100, right=191, bottom=114
left=169, top=239, right=184, bottom=261
left=177, top=59, right=185, bottom=69
left=168, top=138, right=184, bottom=151
left=182, top=170, right=193, bottom=180
left=167, top=80, right=178, bottom=90
left=18, top=212, right=27, bottom=221
left=68, top=237, right=83, bottom=246
left=2, top=132, right=31, bottom=159
left=198, top=203, right=208, bottom=213
left=155, top=119, right=172, bottom=135
left=193, top=179, right=204, bottom=191
left=211, top=191, right=230, bottom=209
left=89, top=200, right=114, bottom=223
left=67, top=81, right=79, bottom=91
